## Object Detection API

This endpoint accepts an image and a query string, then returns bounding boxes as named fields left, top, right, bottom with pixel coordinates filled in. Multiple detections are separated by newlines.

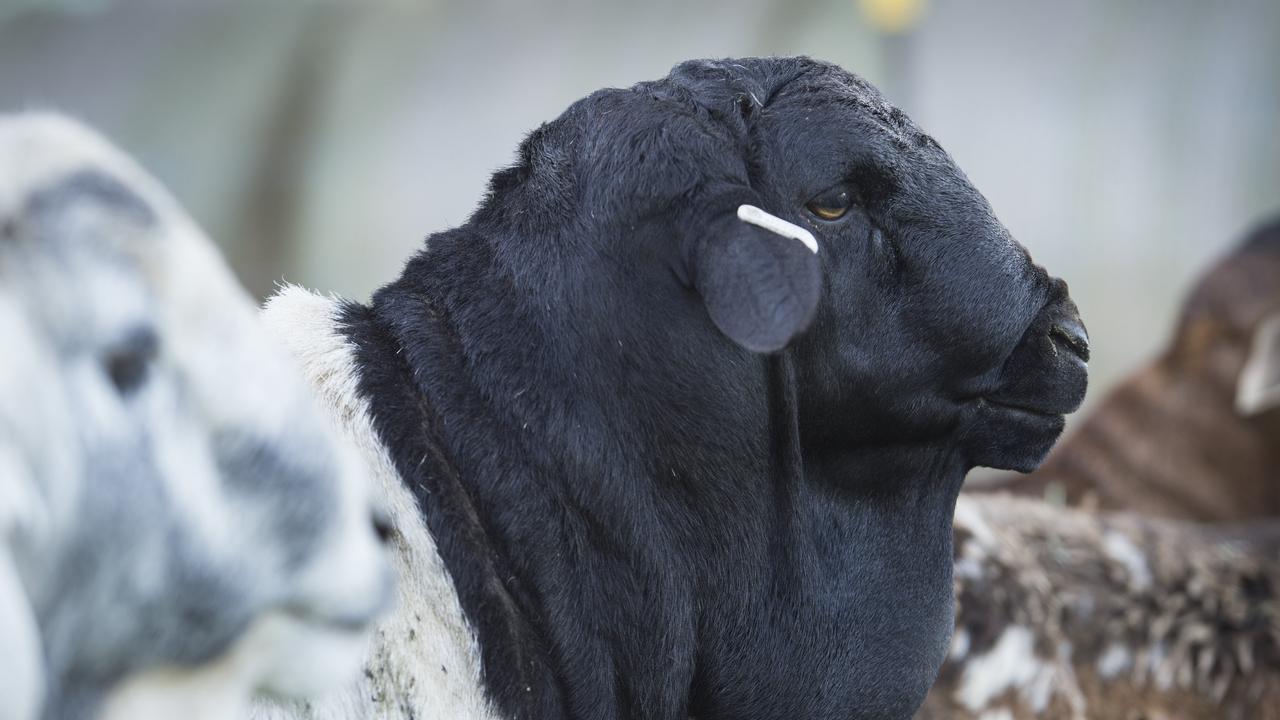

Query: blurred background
left=1, top=0, right=1277, bottom=418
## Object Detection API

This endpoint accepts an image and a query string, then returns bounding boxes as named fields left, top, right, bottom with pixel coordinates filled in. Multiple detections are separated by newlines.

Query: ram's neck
left=686, top=370, right=966, bottom=719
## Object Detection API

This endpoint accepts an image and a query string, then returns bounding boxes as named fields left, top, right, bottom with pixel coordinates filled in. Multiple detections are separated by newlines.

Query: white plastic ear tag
left=737, top=204, right=818, bottom=254
left=1236, top=312, right=1280, bottom=416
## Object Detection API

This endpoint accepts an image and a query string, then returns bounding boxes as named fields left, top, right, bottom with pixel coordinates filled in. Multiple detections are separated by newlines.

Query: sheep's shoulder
left=256, top=286, right=499, bottom=720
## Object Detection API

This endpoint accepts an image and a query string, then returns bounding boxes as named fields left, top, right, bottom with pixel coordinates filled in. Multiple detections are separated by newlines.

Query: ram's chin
left=251, top=612, right=375, bottom=700
left=99, top=612, right=374, bottom=720
left=962, top=400, right=1067, bottom=473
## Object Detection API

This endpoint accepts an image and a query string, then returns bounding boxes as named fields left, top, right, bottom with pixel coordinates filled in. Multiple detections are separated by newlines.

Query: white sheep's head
left=0, top=113, right=393, bottom=720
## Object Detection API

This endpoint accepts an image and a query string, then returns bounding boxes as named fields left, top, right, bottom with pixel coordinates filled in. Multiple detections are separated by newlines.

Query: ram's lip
left=279, top=582, right=393, bottom=634
left=280, top=605, right=382, bottom=634
left=977, top=396, right=1074, bottom=419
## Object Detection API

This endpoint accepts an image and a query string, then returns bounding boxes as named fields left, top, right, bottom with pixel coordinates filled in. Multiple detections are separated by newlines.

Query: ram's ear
left=694, top=205, right=823, bottom=353
left=1237, top=310, right=1280, bottom=415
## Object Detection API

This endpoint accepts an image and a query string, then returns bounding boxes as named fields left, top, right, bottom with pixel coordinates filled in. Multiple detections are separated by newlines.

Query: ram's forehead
left=694, top=58, right=938, bottom=150
left=0, top=117, right=158, bottom=276
left=773, top=84, right=939, bottom=158
left=0, top=114, right=160, bottom=217
left=0, top=113, right=253, bottom=337
left=0, top=147, right=156, bottom=353
left=0, top=113, right=206, bottom=265
left=24, top=168, right=156, bottom=230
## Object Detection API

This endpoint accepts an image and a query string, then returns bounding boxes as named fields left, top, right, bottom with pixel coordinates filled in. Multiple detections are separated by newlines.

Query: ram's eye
left=805, top=188, right=853, bottom=221
left=103, top=327, right=159, bottom=396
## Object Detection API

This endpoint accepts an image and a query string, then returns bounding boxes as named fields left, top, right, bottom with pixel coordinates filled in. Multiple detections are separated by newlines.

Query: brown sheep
left=974, top=217, right=1280, bottom=521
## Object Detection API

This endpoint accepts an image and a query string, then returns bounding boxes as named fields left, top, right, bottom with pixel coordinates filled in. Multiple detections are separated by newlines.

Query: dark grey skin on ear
left=695, top=211, right=822, bottom=353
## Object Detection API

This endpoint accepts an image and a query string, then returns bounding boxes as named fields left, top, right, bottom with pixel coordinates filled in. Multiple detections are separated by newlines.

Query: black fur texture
left=341, top=56, right=1088, bottom=720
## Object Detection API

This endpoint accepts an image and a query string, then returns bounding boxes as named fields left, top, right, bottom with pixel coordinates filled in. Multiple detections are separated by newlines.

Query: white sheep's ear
left=1236, top=310, right=1280, bottom=415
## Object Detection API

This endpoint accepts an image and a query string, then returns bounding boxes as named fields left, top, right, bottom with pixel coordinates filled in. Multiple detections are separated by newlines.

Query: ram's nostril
left=372, top=511, right=395, bottom=544
left=1050, top=319, right=1091, bottom=363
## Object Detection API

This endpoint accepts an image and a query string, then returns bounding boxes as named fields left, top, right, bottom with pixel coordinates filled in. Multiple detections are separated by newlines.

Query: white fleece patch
left=1236, top=312, right=1280, bottom=415
left=952, top=495, right=992, bottom=581
left=950, top=629, right=971, bottom=661
left=1101, top=531, right=1152, bottom=591
left=953, top=495, right=996, bottom=548
left=958, top=626, right=1045, bottom=712
left=254, top=286, right=499, bottom=720
left=1096, top=643, right=1131, bottom=679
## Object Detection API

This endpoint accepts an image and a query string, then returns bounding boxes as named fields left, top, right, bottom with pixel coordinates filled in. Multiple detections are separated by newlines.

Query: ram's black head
left=478, top=56, right=1088, bottom=473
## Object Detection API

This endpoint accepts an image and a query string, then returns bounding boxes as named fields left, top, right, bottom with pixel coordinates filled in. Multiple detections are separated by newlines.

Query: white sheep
left=0, top=113, right=393, bottom=720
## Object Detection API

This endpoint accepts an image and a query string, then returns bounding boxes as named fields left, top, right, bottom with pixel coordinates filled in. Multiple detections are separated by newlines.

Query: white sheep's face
left=0, top=114, right=392, bottom=720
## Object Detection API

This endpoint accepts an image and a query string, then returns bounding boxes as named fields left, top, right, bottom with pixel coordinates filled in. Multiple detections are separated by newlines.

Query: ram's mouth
left=961, top=394, right=1068, bottom=473
left=979, top=395, right=1076, bottom=420
left=958, top=289, right=1089, bottom=472
left=279, top=572, right=395, bottom=635
left=984, top=293, right=1089, bottom=417
left=282, top=605, right=382, bottom=634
